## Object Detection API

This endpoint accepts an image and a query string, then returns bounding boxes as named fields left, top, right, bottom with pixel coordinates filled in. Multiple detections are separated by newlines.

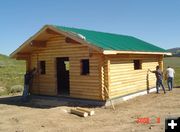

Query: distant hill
left=167, top=47, right=180, bottom=57
left=0, top=54, right=9, bottom=59
left=0, top=54, right=10, bottom=67
left=0, top=54, right=24, bottom=67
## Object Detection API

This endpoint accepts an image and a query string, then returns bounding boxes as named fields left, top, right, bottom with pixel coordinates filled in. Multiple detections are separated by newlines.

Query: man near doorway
left=149, top=66, right=166, bottom=94
left=166, top=66, right=175, bottom=91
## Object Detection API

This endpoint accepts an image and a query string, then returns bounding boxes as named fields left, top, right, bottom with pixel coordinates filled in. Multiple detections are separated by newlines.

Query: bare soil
left=0, top=88, right=180, bottom=132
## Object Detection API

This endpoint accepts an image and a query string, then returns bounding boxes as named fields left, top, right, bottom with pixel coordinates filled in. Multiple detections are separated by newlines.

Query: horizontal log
left=36, top=47, right=89, bottom=52
left=110, top=83, right=148, bottom=91
left=37, top=49, right=89, bottom=55
left=70, top=83, right=100, bottom=88
left=110, top=77, right=147, bottom=83
left=110, top=80, right=155, bottom=88
left=70, top=76, right=99, bottom=81
left=109, top=87, right=148, bottom=98
left=110, top=63, right=133, bottom=66
left=110, top=76, right=147, bottom=83
left=110, top=72, right=147, bottom=78
left=70, top=87, right=100, bottom=91
left=70, top=94, right=100, bottom=100
left=70, top=109, right=88, bottom=117
left=70, top=81, right=99, bottom=86
left=70, top=73, right=99, bottom=76
left=77, top=107, right=95, bottom=116
left=70, top=91, right=99, bottom=97
left=31, top=85, right=56, bottom=90
left=70, top=79, right=100, bottom=83
left=33, top=50, right=89, bottom=55
left=32, top=88, right=56, bottom=93
left=47, top=44, right=85, bottom=48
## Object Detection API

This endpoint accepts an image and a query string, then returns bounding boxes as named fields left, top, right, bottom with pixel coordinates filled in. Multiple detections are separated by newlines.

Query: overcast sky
left=0, top=0, right=180, bottom=55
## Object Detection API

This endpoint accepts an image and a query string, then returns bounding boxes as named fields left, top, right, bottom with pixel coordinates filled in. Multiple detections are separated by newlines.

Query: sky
left=0, top=0, right=180, bottom=55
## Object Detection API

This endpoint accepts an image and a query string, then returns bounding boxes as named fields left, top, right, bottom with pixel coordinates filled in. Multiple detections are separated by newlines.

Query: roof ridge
left=51, top=25, right=132, bottom=38
left=50, top=24, right=167, bottom=53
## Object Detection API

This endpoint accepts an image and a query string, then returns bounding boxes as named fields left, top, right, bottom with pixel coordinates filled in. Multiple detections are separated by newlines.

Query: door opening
left=56, top=57, right=70, bottom=95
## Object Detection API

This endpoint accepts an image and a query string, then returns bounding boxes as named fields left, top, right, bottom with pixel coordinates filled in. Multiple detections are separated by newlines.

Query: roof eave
left=10, top=25, right=103, bottom=58
left=103, top=50, right=172, bottom=55
left=10, top=25, right=50, bottom=58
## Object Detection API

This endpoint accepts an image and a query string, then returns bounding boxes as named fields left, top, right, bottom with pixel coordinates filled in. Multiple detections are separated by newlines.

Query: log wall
left=29, top=35, right=102, bottom=100
left=107, top=54, right=163, bottom=99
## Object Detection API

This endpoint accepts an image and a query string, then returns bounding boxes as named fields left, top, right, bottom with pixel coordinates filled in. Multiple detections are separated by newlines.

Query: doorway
left=56, top=57, right=70, bottom=95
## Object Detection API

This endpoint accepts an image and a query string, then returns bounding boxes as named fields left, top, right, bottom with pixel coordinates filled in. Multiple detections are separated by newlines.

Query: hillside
left=0, top=54, right=25, bottom=95
left=167, top=47, right=180, bottom=57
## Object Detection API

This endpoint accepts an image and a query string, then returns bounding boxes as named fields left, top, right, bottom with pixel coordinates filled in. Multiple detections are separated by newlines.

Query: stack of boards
left=70, top=107, right=95, bottom=117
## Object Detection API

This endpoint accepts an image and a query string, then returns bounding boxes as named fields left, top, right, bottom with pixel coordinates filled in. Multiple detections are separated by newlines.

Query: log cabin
left=10, top=25, right=171, bottom=104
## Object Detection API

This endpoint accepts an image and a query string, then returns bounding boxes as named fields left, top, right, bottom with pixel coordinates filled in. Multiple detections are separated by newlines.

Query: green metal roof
left=53, top=25, right=167, bottom=52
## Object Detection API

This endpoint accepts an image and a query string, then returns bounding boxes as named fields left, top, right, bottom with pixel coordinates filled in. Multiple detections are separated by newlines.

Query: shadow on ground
left=0, top=87, right=179, bottom=109
left=0, top=95, right=105, bottom=109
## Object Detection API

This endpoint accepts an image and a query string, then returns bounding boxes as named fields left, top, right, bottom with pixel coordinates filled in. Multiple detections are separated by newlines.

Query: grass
left=164, top=57, right=180, bottom=87
left=0, top=54, right=25, bottom=95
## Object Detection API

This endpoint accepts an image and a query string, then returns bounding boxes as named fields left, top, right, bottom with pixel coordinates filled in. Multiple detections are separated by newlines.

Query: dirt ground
left=0, top=88, right=180, bottom=132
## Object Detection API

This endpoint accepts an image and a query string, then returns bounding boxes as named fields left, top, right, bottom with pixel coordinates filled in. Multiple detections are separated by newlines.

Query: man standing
left=166, top=66, right=175, bottom=91
left=22, top=68, right=36, bottom=102
left=149, top=66, right=166, bottom=94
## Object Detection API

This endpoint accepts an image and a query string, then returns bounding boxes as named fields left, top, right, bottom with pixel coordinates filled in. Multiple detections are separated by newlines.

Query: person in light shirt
left=166, top=66, right=175, bottom=91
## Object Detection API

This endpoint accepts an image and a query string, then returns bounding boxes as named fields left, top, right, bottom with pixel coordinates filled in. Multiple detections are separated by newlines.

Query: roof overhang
left=10, top=25, right=103, bottom=58
left=10, top=25, right=50, bottom=58
left=103, top=50, right=172, bottom=55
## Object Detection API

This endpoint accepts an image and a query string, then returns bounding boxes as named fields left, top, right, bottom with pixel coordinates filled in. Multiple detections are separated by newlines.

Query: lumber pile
left=70, top=107, right=95, bottom=117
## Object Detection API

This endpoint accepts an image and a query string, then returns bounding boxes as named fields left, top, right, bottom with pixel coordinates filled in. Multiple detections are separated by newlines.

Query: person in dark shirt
left=149, top=66, right=166, bottom=94
left=22, top=68, right=36, bottom=101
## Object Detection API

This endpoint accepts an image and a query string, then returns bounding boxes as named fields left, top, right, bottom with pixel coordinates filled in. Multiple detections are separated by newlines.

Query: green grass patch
left=0, top=54, right=25, bottom=95
left=164, top=57, right=180, bottom=87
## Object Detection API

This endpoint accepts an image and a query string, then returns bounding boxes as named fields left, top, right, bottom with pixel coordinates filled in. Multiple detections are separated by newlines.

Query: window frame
left=39, top=61, right=46, bottom=75
left=133, top=60, right=142, bottom=70
left=81, top=59, right=90, bottom=75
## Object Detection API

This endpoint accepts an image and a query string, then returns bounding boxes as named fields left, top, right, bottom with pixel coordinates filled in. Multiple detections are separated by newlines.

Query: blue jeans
left=156, top=80, right=166, bottom=93
left=22, top=85, right=29, bottom=102
left=167, top=77, right=173, bottom=91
